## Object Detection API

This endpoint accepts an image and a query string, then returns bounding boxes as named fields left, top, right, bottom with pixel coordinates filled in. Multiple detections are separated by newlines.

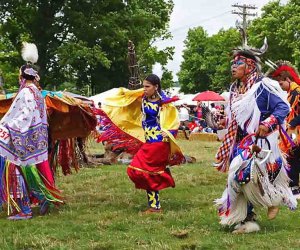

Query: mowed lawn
left=1, top=139, right=300, bottom=250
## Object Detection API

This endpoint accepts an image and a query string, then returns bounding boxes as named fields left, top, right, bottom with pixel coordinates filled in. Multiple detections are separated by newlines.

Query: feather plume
left=265, top=59, right=277, bottom=70
left=270, top=60, right=300, bottom=84
left=234, top=26, right=268, bottom=72
left=21, top=42, right=38, bottom=64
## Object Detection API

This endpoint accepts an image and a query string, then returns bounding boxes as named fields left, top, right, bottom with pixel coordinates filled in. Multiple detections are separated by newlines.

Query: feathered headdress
left=21, top=42, right=38, bottom=64
left=232, top=26, right=268, bottom=72
left=266, top=60, right=300, bottom=84
left=20, top=42, right=39, bottom=79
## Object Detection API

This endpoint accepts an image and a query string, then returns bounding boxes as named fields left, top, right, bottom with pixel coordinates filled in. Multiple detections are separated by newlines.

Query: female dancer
left=98, top=74, right=184, bottom=213
left=0, top=43, right=63, bottom=220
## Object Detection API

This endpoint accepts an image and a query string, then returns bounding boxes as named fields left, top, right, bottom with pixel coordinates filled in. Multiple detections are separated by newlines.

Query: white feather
left=21, top=42, right=38, bottom=64
left=232, top=221, right=260, bottom=234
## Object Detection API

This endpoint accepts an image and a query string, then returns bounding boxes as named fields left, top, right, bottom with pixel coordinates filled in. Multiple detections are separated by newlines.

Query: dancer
left=99, top=74, right=184, bottom=213
left=269, top=61, right=300, bottom=197
left=0, top=42, right=63, bottom=220
left=214, top=34, right=297, bottom=233
left=128, top=74, right=184, bottom=213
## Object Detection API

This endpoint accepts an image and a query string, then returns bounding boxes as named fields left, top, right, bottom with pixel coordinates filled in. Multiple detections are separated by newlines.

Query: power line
left=170, top=10, right=231, bottom=34
left=154, top=10, right=231, bottom=45
left=232, top=3, right=257, bottom=31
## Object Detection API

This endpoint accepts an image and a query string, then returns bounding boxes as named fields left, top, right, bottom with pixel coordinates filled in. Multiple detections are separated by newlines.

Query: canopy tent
left=165, top=87, right=182, bottom=98
left=89, top=88, right=119, bottom=106
left=193, top=90, right=225, bottom=102
left=174, top=94, right=197, bottom=106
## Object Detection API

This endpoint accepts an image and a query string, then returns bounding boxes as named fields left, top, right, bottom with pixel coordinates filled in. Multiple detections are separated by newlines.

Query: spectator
left=194, top=101, right=203, bottom=120
left=178, top=104, right=190, bottom=122
left=188, top=119, right=203, bottom=133
left=215, top=104, right=226, bottom=128
left=188, top=119, right=198, bottom=131
left=210, top=103, right=217, bottom=115
left=94, top=102, right=104, bottom=132
left=219, top=104, right=225, bottom=117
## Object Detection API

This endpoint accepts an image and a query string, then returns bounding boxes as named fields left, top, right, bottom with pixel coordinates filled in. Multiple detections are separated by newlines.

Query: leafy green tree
left=0, top=0, right=174, bottom=94
left=0, top=32, right=19, bottom=93
left=178, top=0, right=299, bottom=93
left=160, top=66, right=175, bottom=90
left=248, top=0, right=300, bottom=70
left=178, top=27, right=239, bottom=93
left=203, top=28, right=240, bottom=91
left=177, top=27, right=209, bottom=93
left=0, top=1, right=66, bottom=88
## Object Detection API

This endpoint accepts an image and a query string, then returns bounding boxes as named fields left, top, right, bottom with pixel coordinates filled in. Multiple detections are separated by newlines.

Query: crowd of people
left=177, top=102, right=226, bottom=138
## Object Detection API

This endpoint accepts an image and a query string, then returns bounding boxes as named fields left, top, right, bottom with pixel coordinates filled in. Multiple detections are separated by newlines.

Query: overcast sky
left=153, top=0, right=288, bottom=81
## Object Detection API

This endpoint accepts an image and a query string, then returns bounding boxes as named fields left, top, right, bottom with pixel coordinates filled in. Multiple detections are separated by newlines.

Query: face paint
left=231, top=55, right=257, bottom=77
left=231, top=59, right=246, bottom=69
left=235, top=56, right=256, bottom=67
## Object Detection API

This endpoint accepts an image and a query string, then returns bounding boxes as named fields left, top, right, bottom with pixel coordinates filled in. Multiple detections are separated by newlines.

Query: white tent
left=174, top=94, right=197, bottom=106
left=165, top=87, right=182, bottom=97
left=89, top=88, right=119, bottom=105
left=220, top=91, right=230, bottom=102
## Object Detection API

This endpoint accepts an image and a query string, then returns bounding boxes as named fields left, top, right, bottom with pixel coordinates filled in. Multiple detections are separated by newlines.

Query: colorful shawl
left=99, top=87, right=184, bottom=165
left=0, top=83, right=48, bottom=166
left=214, top=72, right=259, bottom=172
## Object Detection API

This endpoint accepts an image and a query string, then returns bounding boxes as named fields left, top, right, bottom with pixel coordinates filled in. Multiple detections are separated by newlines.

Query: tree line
left=0, top=0, right=175, bottom=94
left=0, top=0, right=299, bottom=95
left=178, top=0, right=299, bottom=93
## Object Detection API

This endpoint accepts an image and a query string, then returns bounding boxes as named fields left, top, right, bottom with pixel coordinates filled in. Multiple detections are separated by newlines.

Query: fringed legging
left=146, top=190, right=161, bottom=209
left=0, top=158, right=63, bottom=215
left=6, top=163, right=32, bottom=215
left=22, top=160, right=63, bottom=204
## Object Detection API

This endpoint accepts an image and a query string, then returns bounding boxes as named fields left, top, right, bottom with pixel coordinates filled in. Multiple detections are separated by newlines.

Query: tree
left=178, top=27, right=240, bottom=93
left=160, top=66, right=175, bottom=90
left=0, top=0, right=174, bottom=94
left=0, top=31, right=19, bottom=92
left=248, top=0, right=299, bottom=70
left=177, top=27, right=210, bottom=93
left=178, top=0, right=299, bottom=93
left=205, top=28, right=240, bottom=91
left=0, top=1, right=67, bottom=89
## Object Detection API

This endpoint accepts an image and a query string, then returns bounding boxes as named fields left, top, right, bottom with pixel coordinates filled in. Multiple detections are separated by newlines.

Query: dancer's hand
left=162, top=131, right=170, bottom=142
left=256, top=124, right=269, bottom=137
left=162, top=131, right=169, bottom=138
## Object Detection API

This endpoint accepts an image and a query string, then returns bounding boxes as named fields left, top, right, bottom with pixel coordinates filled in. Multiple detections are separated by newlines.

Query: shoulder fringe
left=232, top=77, right=290, bottom=134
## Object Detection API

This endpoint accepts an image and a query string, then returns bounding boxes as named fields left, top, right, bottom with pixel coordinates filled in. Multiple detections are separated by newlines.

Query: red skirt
left=127, top=142, right=175, bottom=191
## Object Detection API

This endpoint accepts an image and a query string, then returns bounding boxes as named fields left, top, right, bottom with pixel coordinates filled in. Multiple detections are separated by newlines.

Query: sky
left=153, top=0, right=288, bottom=81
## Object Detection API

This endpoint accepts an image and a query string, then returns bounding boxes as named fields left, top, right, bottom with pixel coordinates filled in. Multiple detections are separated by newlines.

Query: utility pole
left=232, top=3, right=257, bottom=31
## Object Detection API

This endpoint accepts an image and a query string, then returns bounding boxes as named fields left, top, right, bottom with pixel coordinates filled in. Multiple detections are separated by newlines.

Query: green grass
left=2, top=140, right=300, bottom=249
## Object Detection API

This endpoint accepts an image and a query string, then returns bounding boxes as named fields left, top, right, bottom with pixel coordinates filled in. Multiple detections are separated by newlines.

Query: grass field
left=1, top=140, right=300, bottom=250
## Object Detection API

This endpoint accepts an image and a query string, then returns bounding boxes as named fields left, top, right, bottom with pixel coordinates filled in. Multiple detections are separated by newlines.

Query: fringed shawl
left=100, top=88, right=184, bottom=165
